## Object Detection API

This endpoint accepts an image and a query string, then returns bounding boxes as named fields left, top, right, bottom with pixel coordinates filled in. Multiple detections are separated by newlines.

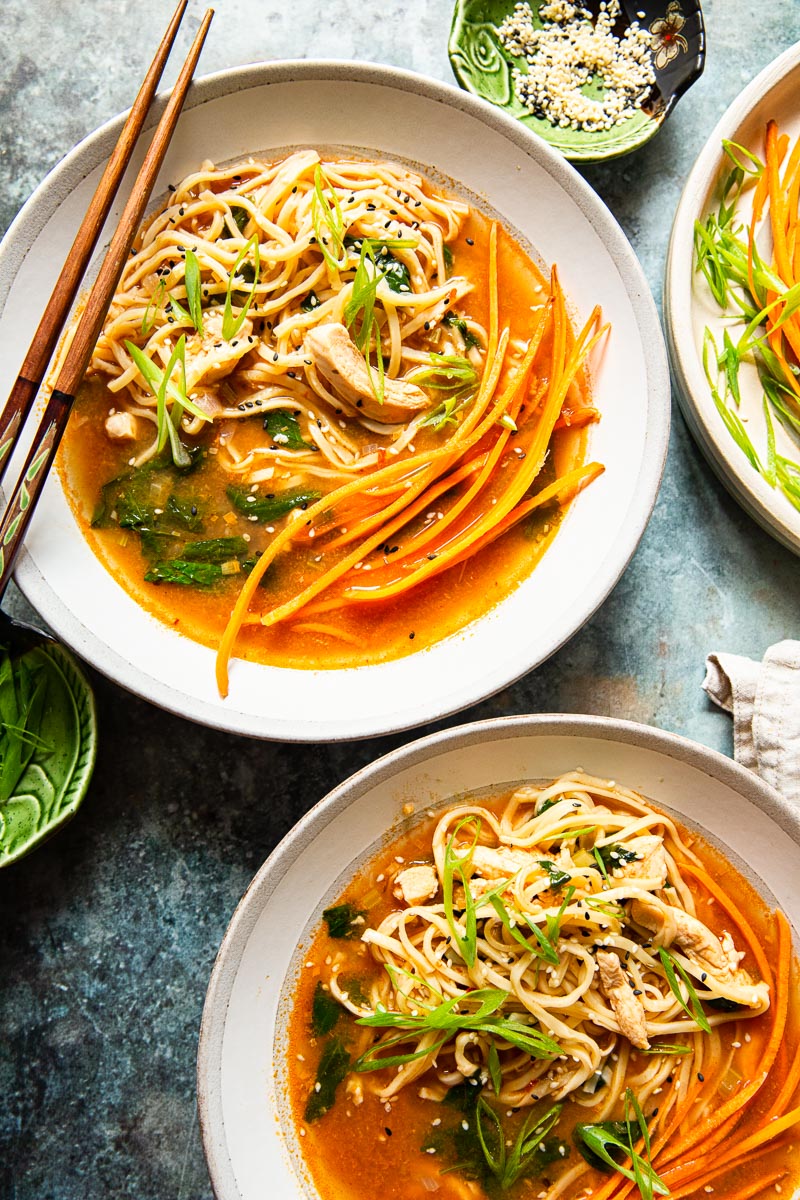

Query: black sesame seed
left=697, top=1072, right=705, bottom=1082
left=466, top=237, right=474, bottom=246
left=409, top=632, right=415, bottom=640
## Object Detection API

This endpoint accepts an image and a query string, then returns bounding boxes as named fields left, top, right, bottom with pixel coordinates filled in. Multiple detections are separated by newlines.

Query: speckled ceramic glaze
left=197, top=713, right=800, bottom=1200
left=449, top=0, right=705, bottom=161
left=0, top=62, right=669, bottom=740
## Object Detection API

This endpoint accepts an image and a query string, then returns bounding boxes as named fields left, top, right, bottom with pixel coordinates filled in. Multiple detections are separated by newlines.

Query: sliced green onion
left=184, top=248, right=203, bottom=334
left=222, top=234, right=261, bottom=341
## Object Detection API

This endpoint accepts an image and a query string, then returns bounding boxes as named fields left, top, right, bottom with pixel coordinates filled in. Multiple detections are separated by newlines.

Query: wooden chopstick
left=0, top=8, right=214, bottom=597
left=0, top=0, right=189, bottom=488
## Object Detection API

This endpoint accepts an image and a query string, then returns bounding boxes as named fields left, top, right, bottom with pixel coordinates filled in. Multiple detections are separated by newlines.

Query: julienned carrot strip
left=368, top=306, right=552, bottom=564
left=554, top=405, right=599, bottom=431
left=764, top=122, right=800, bottom=365
left=321, top=303, right=553, bottom=560
left=768, top=1009, right=800, bottom=1120
left=337, top=306, right=606, bottom=604
left=679, top=863, right=772, bottom=984
left=584, top=1174, right=634, bottom=1200
left=659, top=912, right=791, bottom=1172
left=439, top=461, right=604, bottom=564
left=665, top=1139, right=792, bottom=1198
left=214, top=228, right=506, bottom=694
left=318, top=454, right=487, bottom=554
left=321, top=461, right=605, bottom=606
left=765, top=322, right=800, bottom=402
left=746, top=163, right=771, bottom=305
left=591, top=1081, right=706, bottom=1200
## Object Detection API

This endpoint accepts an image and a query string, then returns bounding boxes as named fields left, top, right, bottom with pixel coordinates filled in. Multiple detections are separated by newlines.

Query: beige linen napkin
left=702, top=640, right=800, bottom=804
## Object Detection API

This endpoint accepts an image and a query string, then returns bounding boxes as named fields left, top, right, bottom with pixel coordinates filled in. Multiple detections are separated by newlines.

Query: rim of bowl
left=196, top=711, right=798, bottom=1199
left=664, top=40, right=800, bottom=556
left=0, top=60, right=670, bottom=740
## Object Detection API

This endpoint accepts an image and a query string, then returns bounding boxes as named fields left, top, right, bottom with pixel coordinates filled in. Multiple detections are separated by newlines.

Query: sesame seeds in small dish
left=448, top=0, right=705, bottom=162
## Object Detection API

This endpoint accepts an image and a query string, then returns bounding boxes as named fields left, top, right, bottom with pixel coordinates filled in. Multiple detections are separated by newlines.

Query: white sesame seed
left=497, top=0, right=656, bottom=133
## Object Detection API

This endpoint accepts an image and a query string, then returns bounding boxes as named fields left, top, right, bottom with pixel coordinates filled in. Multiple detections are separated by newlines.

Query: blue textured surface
left=1, top=2, right=799, bottom=1197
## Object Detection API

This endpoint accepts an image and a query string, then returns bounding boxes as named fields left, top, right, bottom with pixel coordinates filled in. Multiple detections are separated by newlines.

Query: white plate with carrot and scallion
left=666, top=41, right=800, bottom=556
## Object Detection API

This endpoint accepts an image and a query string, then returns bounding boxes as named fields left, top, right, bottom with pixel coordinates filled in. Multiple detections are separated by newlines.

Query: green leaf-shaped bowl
left=448, top=0, right=705, bottom=162
left=0, top=635, right=97, bottom=866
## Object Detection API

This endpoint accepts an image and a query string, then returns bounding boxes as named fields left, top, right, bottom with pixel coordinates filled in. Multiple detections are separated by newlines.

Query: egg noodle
left=89, top=150, right=481, bottom=478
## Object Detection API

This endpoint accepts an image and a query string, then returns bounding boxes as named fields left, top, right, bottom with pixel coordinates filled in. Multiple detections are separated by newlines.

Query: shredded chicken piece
left=631, top=897, right=767, bottom=999
left=632, top=897, right=732, bottom=973
left=610, top=835, right=668, bottom=887
left=104, top=411, right=138, bottom=440
left=188, top=388, right=247, bottom=420
left=393, top=864, right=438, bottom=906
left=182, top=309, right=254, bottom=391
left=596, top=949, right=650, bottom=1049
left=305, top=323, right=429, bottom=422
left=470, top=844, right=535, bottom=880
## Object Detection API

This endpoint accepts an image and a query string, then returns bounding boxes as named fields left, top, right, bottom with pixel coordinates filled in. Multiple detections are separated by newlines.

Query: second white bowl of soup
left=197, top=714, right=800, bottom=1199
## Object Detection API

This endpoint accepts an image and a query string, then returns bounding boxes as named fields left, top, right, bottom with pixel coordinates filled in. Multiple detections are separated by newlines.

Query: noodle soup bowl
left=0, top=62, right=668, bottom=739
left=197, top=714, right=800, bottom=1199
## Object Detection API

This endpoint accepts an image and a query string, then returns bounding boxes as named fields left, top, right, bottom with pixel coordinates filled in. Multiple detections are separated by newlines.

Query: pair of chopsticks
left=0, top=1, right=214, bottom=596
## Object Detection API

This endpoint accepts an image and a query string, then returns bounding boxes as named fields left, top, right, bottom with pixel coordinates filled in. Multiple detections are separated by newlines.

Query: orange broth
left=58, top=203, right=591, bottom=670
left=286, top=791, right=800, bottom=1200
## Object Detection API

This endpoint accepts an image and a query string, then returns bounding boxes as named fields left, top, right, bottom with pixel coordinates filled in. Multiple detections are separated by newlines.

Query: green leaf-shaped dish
left=448, top=0, right=705, bottom=162
left=0, top=638, right=97, bottom=866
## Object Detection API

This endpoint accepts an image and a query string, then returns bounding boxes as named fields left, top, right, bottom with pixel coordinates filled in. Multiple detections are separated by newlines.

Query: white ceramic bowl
left=196, top=713, right=800, bottom=1199
left=665, top=42, right=800, bottom=556
left=0, top=62, right=669, bottom=739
